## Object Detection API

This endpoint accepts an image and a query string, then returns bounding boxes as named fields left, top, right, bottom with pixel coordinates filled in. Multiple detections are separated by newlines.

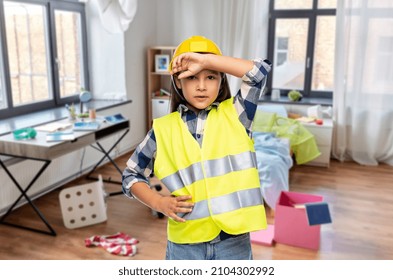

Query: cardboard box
left=274, top=191, right=323, bottom=250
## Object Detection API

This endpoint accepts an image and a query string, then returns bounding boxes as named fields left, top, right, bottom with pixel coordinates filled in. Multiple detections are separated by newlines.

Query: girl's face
left=175, top=69, right=222, bottom=113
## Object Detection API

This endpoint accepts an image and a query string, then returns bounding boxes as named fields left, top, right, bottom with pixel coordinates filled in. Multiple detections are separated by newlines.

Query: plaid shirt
left=122, top=58, right=271, bottom=197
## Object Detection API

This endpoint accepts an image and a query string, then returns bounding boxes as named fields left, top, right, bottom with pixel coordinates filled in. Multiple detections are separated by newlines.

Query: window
left=0, top=0, right=88, bottom=119
left=376, top=37, right=393, bottom=84
left=267, top=0, right=336, bottom=99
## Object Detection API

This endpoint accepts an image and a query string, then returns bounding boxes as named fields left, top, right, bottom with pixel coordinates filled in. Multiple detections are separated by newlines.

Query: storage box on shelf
left=147, top=46, right=176, bottom=129
left=152, top=97, right=170, bottom=120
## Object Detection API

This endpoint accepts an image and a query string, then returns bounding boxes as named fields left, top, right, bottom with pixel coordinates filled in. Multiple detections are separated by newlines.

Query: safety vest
left=153, top=98, right=267, bottom=244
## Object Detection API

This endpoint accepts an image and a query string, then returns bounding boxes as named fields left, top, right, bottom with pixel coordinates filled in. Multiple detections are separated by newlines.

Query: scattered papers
left=35, top=122, right=72, bottom=132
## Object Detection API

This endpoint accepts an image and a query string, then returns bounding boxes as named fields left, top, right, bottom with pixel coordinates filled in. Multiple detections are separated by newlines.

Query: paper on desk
left=35, top=122, right=72, bottom=132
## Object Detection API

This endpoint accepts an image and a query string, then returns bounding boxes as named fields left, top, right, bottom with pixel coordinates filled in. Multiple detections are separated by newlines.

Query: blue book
left=104, top=114, right=126, bottom=123
left=304, top=202, right=332, bottom=226
left=73, top=121, right=100, bottom=131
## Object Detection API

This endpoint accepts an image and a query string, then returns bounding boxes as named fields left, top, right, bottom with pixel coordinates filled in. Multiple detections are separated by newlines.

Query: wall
left=123, top=0, right=159, bottom=143
left=156, top=1, right=175, bottom=45
left=86, top=2, right=127, bottom=100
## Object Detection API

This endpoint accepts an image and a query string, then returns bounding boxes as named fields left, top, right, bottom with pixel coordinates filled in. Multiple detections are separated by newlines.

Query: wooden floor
left=1, top=152, right=392, bottom=260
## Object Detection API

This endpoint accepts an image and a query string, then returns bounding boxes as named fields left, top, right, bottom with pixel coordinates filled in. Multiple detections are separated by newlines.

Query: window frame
left=267, top=0, right=336, bottom=99
left=0, top=0, right=89, bottom=119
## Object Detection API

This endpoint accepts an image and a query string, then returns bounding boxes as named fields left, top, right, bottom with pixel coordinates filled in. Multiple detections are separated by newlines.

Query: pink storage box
left=274, top=191, right=323, bottom=250
left=250, top=224, right=275, bottom=246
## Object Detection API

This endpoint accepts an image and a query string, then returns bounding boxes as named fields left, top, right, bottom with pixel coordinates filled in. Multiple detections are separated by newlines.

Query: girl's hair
left=170, top=73, right=231, bottom=112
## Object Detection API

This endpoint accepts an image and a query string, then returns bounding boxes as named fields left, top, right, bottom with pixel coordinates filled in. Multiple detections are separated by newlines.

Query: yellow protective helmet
left=169, top=36, right=222, bottom=71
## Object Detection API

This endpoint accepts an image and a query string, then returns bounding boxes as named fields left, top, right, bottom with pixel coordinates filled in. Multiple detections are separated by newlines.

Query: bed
left=252, top=105, right=320, bottom=209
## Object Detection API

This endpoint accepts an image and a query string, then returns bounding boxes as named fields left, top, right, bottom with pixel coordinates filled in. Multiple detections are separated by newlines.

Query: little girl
left=122, top=36, right=271, bottom=260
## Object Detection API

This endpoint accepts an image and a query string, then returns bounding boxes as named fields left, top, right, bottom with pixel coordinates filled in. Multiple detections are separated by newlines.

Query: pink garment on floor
left=85, top=232, right=139, bottom=256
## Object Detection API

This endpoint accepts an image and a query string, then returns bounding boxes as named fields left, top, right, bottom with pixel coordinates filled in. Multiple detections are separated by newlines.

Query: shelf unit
left=146, top=46, right=176, bottom=130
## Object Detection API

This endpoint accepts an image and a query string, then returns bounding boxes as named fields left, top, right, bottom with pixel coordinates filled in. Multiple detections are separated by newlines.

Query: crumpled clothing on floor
left=85, top=232, right=139, bottom=256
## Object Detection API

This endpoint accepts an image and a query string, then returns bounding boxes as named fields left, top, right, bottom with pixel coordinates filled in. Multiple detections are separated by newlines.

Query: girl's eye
left=187, top=76, right=196, bottom=80
left=207, top=75, right=216, bottom=80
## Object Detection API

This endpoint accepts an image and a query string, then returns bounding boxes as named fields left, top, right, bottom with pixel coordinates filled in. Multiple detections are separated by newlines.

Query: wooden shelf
left=146, top=46, right=176, bottom=130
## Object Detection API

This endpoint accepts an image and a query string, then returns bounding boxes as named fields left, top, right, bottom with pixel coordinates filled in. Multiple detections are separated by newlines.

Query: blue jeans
left=165, top=233, right=252, bottom=260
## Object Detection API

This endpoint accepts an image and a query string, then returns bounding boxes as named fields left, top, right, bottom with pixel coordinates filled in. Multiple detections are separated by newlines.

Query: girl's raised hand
left=170, top=53, right=207, bottom=79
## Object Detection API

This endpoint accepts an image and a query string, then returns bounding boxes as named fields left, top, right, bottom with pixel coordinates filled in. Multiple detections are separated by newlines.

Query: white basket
left=59, top=175, right=107, bottom=229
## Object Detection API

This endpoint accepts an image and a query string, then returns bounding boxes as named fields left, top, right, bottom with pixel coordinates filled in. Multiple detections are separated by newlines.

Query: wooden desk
left=0, top=118, right=130, bottom=236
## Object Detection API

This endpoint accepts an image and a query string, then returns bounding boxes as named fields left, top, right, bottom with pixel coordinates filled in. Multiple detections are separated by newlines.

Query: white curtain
left=96, top=0, right=138, bottom=34
left=173, top=0, right=269, bottom=93
left=333, top=0, right=393, bottom=166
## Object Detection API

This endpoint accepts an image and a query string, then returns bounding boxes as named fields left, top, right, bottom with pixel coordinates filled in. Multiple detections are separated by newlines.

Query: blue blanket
left=253, top=132, right=293, bottom=209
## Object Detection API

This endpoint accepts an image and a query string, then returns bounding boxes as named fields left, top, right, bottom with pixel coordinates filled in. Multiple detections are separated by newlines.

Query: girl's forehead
left=197, top=69, right=220, bottom=75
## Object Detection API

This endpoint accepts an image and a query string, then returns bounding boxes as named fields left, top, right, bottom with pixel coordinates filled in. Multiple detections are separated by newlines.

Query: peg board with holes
left=59, top=175, right=107, bottom=229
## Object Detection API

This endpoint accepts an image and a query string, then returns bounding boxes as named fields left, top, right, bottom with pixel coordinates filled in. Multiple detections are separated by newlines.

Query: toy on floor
left=85, top=232, right=139, bottom=256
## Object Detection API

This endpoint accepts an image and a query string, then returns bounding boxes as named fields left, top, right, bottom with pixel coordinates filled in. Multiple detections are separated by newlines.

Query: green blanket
left=253, top=111, right=321, bottom=164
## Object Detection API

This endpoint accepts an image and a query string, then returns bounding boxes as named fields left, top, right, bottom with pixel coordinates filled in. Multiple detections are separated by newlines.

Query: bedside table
left=302, top=119, right=333, bottom=167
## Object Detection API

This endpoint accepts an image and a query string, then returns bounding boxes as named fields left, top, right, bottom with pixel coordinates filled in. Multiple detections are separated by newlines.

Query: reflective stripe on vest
left=161, top=150, right=258, bottom=193
left=178, top=187, right=263, bottom=220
